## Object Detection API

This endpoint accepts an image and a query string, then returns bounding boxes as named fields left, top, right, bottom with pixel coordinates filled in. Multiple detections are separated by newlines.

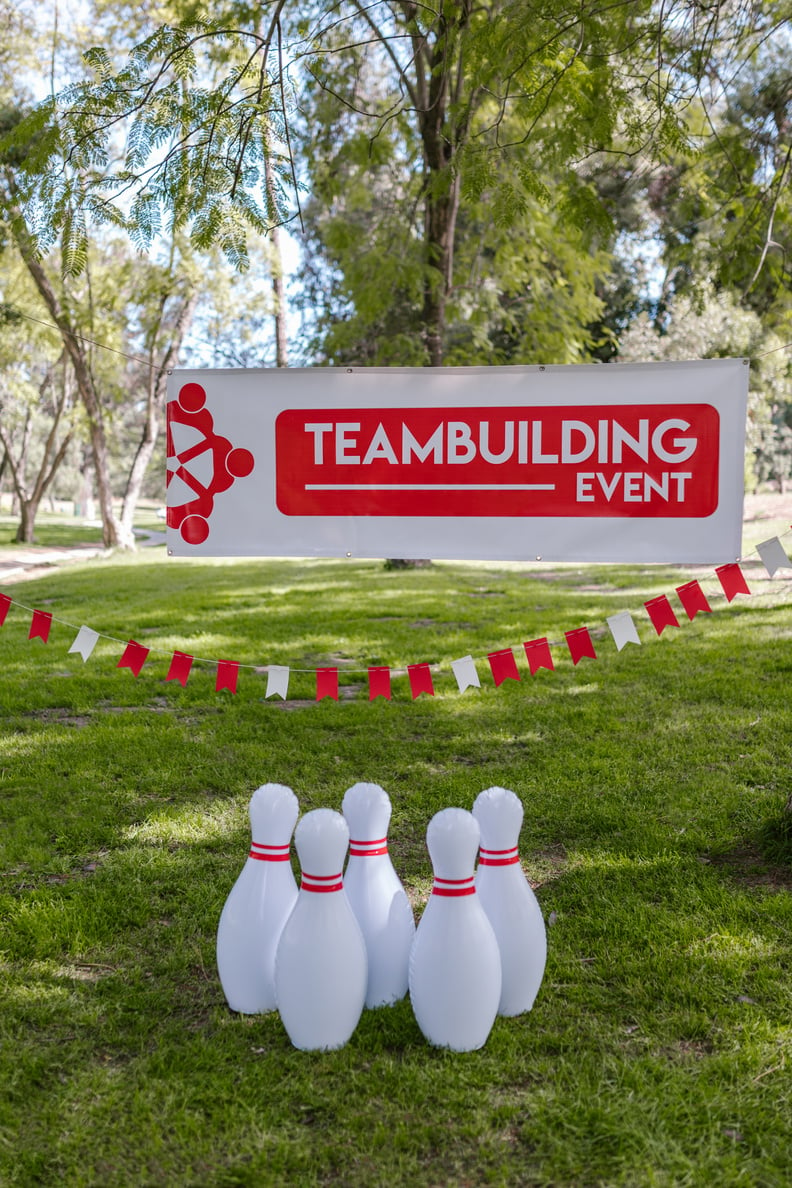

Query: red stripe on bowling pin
left=249, top=842, right=292, bottom=862
left=478, top=846, right=520, bottom=867
left=348, top=836, right=388, bottom=857
left=300, top=871, right=344, bottom=893
left=432, top=875, right=476, bottom=898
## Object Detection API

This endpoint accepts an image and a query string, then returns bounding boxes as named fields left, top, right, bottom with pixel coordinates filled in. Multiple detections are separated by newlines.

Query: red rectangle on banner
left=275, top=404, right=719, bottom=518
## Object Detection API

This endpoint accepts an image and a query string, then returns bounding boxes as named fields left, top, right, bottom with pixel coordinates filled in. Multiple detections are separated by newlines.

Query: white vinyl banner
left=166, top=359, right=749, bottom=563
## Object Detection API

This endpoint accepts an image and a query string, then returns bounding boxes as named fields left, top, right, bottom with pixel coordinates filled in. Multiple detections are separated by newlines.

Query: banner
left=166, top=360, right=749, bottom=563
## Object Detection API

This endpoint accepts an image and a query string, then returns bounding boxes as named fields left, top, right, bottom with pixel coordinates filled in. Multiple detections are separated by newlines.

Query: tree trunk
left=119, top=389, right=159, bottom=545
left=421, top=176, right=460, bottom=367
left=264, top=147, right=289, bottom=368
left=7, top=200, right=131, bottom=549
left=79, top=366, right=130, bottom=548
left=384, top=7, right=467, bottom=563
left=118, top=290, right=198, bottom=541
left=15, top=498, right=38, bottom=543
left=1, top=358, right=74, bottom=545
left=415, top=5, right=469, bottom=368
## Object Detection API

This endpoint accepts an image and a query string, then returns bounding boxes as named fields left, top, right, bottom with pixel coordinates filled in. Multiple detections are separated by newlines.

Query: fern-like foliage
left=0, top=17, right=296, bottom=276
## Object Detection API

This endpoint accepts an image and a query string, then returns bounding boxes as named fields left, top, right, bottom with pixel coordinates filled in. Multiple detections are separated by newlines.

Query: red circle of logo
left=180, top=514, right=210, bottom=545
left=227, top=447, right=255, bottom=478
left=178, top=383, right=207, bottom=414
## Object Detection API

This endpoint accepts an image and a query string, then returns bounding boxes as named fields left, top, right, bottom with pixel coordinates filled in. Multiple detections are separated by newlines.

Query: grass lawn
left=0, top=505, right=165, bottom=552
left=0, top=530, right=790, bottom=1186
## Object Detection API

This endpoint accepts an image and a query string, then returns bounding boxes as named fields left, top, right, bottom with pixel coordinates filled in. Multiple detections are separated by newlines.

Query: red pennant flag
left=565, top=627, right=597, bottom=665
left=408, top=663, right=434, bottom=699
left=166, top=651, right=194, bottom=686
left=644, top=595, right=680, bottom=635
left=487, top=648, right=520, bottom=686
left=316, top=667, right=339, bottom=701
left=0, top=593, right=11, bottom=626
left=676, top=580, right=712, bottom=620
left=716, top=563, right=750, bottom=602
left=29, top=610, right=53, bottom=643
left=216, top=659, right=239, bottom=694
left=524, top=637, right=554, bottom=673
left=117, top=640, right=149, bottom=676
left=368, top=666, right=392, bottom=700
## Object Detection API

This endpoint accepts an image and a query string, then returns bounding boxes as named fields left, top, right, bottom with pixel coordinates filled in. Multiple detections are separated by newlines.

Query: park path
left=0, top=530, right=167, bottom=585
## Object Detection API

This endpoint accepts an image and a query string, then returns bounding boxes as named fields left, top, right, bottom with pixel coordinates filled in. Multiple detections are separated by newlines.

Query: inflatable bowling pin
left=216, top=782, right=299, bottom=1014
left=473, top=786, right=547, bottom=1015
left=342, top=782, right=415, bottom=1008
left=408, top=807, right=501, bottom=1051
left=275, top=809, right=368, bottom=1051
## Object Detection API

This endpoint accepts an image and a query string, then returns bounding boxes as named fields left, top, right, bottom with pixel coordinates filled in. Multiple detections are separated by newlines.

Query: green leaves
left=0, top=18, right=289, bottom=275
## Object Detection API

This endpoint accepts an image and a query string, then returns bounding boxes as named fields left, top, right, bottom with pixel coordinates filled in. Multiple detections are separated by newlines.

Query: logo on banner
left=166, top=383, right=255, bottom=544
left=275, top=404, right=719, bottom=518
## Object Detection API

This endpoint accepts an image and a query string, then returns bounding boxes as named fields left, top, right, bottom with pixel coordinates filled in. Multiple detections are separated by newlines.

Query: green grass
left=0, top=505, right=165, bottom=550
left=0, top=513, right=106, bottom=549
left=1, top=539, right=791, bottom=1186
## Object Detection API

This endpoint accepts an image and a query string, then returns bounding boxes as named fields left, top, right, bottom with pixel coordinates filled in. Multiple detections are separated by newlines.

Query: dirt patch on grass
left=6, top=852, right=107, bottom=894
left=22, top=707, right=92, bottom=727
left=271, top=682, right=365, bottom=709
left=666, top=1037, right=715, bottom=1060
left=708, top=843, right=792, bottom=890
left=57, top=962, right=118, bottom=982
left=98, top=697, right=173, bottom=713
left=528, top=843, right=569, bottom=887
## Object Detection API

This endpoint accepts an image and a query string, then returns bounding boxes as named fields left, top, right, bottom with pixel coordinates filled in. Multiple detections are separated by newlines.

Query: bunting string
left=1, top=530, right=790, bottom=702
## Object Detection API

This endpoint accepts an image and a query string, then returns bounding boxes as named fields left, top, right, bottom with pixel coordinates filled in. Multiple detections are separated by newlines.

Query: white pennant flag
left=607, top=611, right=641, bottom=651
left=757, top=536, right=791, bottom=577
left=265, top=665, right=290, bottom=699
left=68, top=625, right=99, bottom=662
left=451, top=655, right=480, bottom=692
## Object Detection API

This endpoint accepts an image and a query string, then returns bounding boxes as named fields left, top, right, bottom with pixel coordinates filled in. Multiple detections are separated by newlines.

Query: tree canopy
left=1, top=0, right=791, bottom=520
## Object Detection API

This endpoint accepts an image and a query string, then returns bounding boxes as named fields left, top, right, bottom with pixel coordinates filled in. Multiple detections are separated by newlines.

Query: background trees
left=0, top=260, right=75, bottom=542
left=0, top=1, right=281, bottom=543
left=0, top=0, right=790, bottom=533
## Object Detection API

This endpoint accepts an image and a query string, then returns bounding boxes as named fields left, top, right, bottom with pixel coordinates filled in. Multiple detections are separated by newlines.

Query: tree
left=0, top=267, right=79, bottom=542
left=1, top=108, right=200, bottom=547
left=0, top=345, right=76, bottom=543
left=611, top=5, right=792, bottom=487
left=293, top=0, right=683, bottom=365
left=617, top=285, right=789, bottom=490
left=114, top=239, right=199, bottom=543
left=2, top=2, right=722, bottom=358
left=647, top=8, right=792, bottom=330
left=2, top=198, right=130, bottom=545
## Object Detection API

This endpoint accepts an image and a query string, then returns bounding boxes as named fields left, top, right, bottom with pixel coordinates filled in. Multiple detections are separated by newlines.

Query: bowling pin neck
left=249, top=841, right=292, bottom=862
left=248, top=782, right=299, bottom=842
left=294, top=808, right=349, bottom=875
left=348, top=836, right=389, bottom=858
left=478, top=845, right=520, bottom=867
left=342, top=782, right=392, bottom=840
left=472, top=786, right=524, bottom=851
left=432, top=874, right=476, bottom=897
left=426, top=807, right=480, bottom=879
left=300, top=869, right=344, bottom=893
